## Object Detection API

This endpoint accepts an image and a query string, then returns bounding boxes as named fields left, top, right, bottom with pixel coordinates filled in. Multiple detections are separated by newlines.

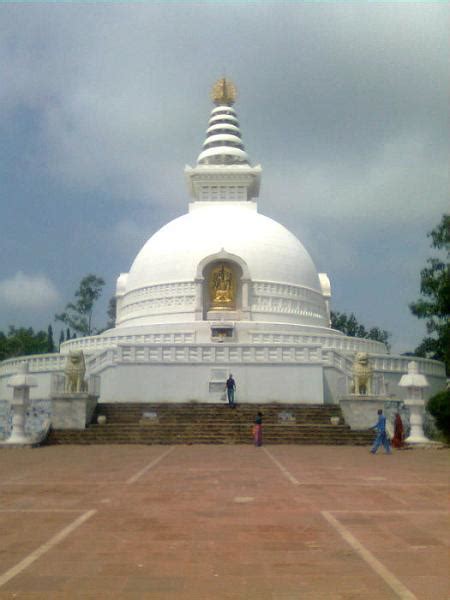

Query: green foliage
left=47, top=325, right=55, bottom=353
left=427, top=389, right=450, bottom=442
left=55, top=274, right=105, bottom=336
left=96, top=296, right=117, bottom=334
left=410, top=215, right=450, bottom=373
left=0, top=327, right=50, bottom=361
left=106, top=296, right=117, bottom=330
left=330, top=311, right=391, bottom=350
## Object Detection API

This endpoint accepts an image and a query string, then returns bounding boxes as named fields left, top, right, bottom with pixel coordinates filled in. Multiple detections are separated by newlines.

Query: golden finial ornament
left=211, top=77, right=237, bottom=106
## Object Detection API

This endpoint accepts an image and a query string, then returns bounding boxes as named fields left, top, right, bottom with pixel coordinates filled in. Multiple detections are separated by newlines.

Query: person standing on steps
left=370, top=409, right=391, bottom=454
left=225, top=374, right=236, bottom=407
left=253, top=412, right=263, bottom=446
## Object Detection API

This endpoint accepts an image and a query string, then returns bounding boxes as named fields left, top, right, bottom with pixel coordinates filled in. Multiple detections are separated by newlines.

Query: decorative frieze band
left=119, top=282, right=197, bottom=320
left=251, top=281, right=327, bottom=322
left=120, top=295, right=196, bottom=320
left=252, top=282, right=322, bottom=301
left=250, top=332, right=386, bottom=354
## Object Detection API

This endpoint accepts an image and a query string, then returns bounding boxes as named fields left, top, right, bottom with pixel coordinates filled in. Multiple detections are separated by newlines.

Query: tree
left=427, top=389, right=450, bottom=442
left=331, top=311, right=391, bottom=350
left=106, top=296, right=117, bottom=330
left=0, top=327, right=50, bottom=361
left=410, top=214, right=450, bottom=373
left=55, top=274, right=105, bottom=337
left=47, top=324, right=55, bottom=353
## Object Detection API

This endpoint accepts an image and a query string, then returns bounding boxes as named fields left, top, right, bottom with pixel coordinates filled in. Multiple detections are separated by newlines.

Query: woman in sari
left=391, top=413, right=404, bottom=448
left=253, top=412, right=263, bottom=447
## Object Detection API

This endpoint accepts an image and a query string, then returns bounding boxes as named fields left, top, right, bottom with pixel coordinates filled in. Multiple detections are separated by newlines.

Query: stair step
left=46, top=403, right=373, bottom=446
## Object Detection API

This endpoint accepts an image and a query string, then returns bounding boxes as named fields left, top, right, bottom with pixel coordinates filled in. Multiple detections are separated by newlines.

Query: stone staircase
left=47, top=403, right=374, bottom=446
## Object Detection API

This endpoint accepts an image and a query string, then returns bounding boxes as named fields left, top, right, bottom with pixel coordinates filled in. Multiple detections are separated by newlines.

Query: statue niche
left=209, top=263, right=236, bottom=311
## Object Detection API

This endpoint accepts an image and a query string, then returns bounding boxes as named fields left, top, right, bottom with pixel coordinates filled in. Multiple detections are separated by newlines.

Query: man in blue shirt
left=370, top=409, right=391, bottom=454
left=225, top=374, right=236, bottom=407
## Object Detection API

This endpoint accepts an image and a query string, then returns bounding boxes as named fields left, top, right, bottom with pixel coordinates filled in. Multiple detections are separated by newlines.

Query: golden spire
left=211, top=77, right=237, bottom=106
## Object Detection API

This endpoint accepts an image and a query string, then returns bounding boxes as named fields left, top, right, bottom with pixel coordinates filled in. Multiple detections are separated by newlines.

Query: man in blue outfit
left=225, top=374, right=236, bottom=407
left=370, top=409, right=391, bottom=454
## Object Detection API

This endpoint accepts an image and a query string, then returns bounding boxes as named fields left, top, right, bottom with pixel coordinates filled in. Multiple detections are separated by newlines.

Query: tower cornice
left=185, top=164, right=261, bottom=202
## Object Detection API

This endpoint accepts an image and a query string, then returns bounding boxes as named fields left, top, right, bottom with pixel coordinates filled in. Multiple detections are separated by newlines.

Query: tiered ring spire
left=185, top=78, right=261, bottom=202
left=197, top=78, right=249, bottom=166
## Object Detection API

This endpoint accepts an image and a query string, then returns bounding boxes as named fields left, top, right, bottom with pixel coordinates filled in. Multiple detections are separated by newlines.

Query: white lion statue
left=351, top=352, right=373, bottom=395
left=64, top=350, right=86, bottom=393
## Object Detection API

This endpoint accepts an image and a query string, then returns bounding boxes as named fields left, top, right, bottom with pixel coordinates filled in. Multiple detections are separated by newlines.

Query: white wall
left=98, top=363, right=324, bottom=404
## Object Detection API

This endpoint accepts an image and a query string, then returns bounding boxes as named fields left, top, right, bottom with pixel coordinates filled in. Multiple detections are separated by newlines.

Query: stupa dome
left=126, top=202, right=321, bottom=292
left=114, top=200, right=329, bottom=329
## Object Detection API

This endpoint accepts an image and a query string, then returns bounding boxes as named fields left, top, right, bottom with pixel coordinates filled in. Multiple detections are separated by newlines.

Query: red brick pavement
left=0, top=445, right=448, bottom=599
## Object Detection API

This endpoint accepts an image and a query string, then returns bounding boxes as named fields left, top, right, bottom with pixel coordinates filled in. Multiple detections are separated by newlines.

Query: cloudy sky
left=0, top=3, right=448, bottom=354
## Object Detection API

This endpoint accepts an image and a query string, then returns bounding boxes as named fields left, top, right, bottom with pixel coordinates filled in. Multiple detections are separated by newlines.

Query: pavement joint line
left=126, top=446, right=175, bottom=484
left=262, top=448, right=300, bottom=485
left=325, top=509, right=448, bottom=514
left=0, top=509, right=97, bottom=589
left=322, top=510, right=417, bottom=600
left=0, top=481, right=123, bottom=486
left=3, top=481, right=446, bottom=487
left=0, top=509, right=94, bottom=513
left=272, top=482, right=447, bottom=488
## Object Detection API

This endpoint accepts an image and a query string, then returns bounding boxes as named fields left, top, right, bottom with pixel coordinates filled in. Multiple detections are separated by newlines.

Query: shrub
left=427, top=389, right=450, bottom=442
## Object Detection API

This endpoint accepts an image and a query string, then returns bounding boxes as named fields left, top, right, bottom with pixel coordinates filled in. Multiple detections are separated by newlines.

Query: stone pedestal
left=51, top=393, right=98, bottom=429
left=404, top=399, right=430, bottom=444
left=339, top=395, right=400, bottom=430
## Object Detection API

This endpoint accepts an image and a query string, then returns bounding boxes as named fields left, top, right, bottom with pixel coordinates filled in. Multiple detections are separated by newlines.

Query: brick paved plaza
left=0, top=444, right=448, bottom=599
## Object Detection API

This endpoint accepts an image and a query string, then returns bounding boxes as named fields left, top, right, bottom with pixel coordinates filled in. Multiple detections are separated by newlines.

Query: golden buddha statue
left=209, top=263, right=235, bottom=310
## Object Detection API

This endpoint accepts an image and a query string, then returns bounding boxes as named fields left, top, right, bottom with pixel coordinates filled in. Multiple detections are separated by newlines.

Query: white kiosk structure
left=399, top=361, right=431, bottom=444
left=2, top=363, right=38, bottom=446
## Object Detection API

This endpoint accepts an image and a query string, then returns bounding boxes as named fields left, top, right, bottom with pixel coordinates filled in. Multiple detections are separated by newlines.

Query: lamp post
left=5, top=362, right=37, bottom=445
left=398, top=361, right=430, bottom=444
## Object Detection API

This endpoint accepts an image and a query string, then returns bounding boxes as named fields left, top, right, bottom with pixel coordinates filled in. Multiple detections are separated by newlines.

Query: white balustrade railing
left=250, top=331, right=386, bottom=354
left=0, top=354, right=65, bottom=377
left=1, top=342, right=445, bottom=384
left=59, top=331, right=197, bottom=354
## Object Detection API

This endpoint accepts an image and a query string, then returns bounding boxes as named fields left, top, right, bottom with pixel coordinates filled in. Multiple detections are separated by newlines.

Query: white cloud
left=0, top=272, right=61, bottom=310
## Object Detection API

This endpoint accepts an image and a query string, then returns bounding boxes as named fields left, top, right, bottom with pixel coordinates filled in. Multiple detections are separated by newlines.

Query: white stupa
left=116, top=78, right=329, bottom=332
left=0, top=79, right=446, bottom=406
left=76, top=78, right=384, bottom=403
